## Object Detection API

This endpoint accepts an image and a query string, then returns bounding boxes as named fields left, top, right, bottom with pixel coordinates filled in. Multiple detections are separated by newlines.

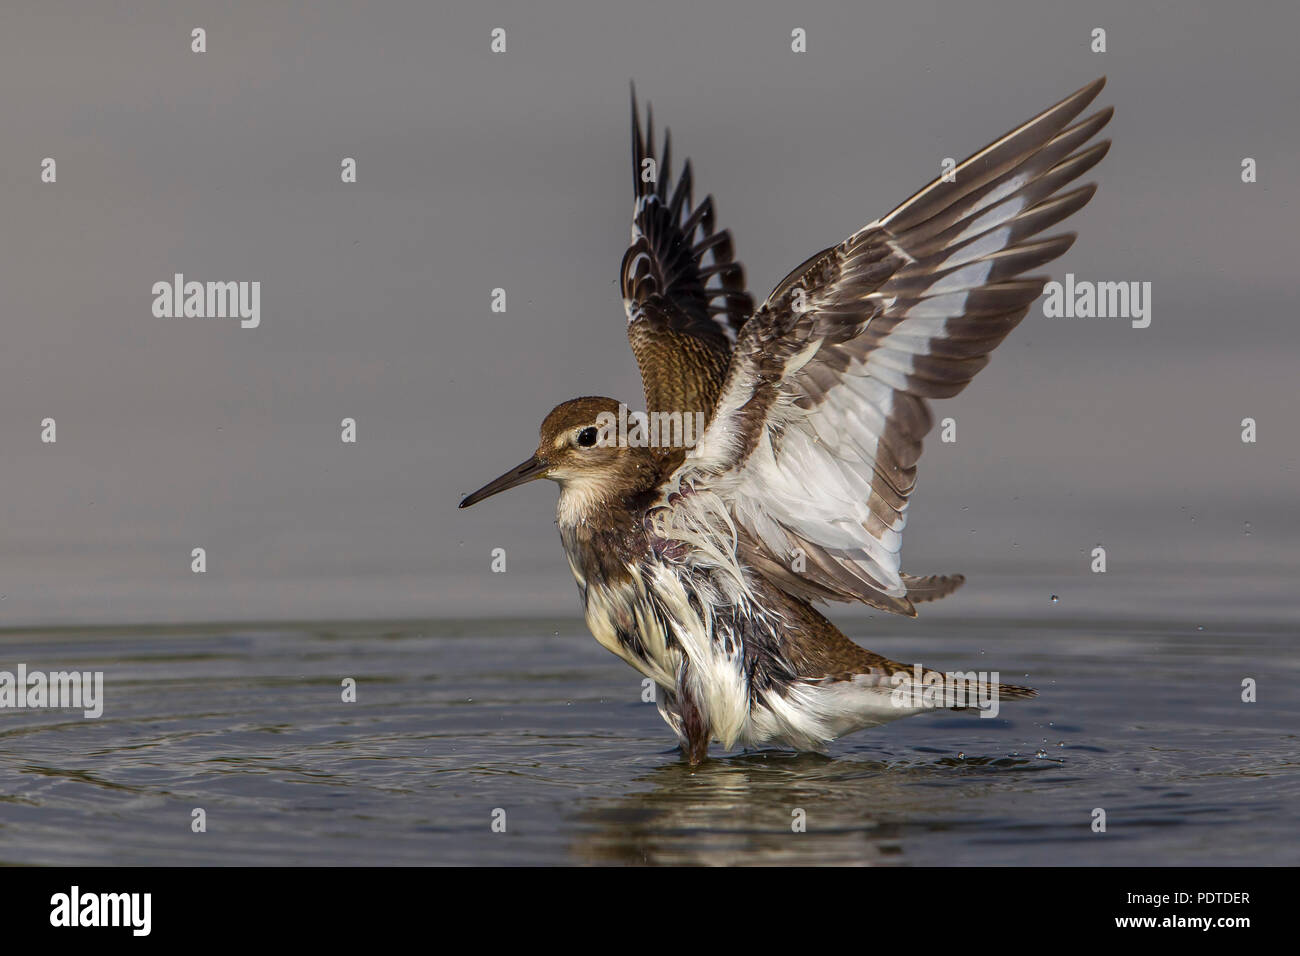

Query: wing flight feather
left=650, top=78, right=1113, bottom=614
left=623, top=87, right=755, bottom=420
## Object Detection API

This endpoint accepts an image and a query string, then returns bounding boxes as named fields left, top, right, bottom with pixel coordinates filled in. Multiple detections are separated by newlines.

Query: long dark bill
left=458, top=456, right=548, bottom=508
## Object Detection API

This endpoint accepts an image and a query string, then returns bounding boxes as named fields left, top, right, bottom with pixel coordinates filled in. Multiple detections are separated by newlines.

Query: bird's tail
left=884, top=659, right=1037, bottom=713
left=901, top=572, right=965, bottom=605
left=821, top=662, right=1036, bottom=734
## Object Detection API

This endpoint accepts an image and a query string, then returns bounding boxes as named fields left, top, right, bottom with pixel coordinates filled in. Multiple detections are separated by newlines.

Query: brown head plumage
left=459, top=397, right=662, bottom=523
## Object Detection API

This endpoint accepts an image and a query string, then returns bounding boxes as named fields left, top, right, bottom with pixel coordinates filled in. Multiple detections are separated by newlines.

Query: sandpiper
left=461, top=78, right=1112, bottom=764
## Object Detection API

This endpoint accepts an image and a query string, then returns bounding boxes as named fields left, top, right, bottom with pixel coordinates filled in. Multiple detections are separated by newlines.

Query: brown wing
left=622, top=87, right=754, bottom=420
left=653, top=78, right=1112, bottom=614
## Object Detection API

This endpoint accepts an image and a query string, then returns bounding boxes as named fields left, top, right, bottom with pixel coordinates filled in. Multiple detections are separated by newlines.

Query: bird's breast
left=561, top=530, right=760, bottom=746
left=561, top=539, right=681, bottom=689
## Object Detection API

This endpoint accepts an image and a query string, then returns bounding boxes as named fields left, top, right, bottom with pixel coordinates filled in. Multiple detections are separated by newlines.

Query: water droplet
left=1243, top=522, right=1252, bottom=536
left=1196, top=625, right=1204, bottom=632
left=1050, top=594, right=1060, bottom=604
left=1035, top=749, right=1048, bottom=758
left=956, top=752, right=965, bottom=760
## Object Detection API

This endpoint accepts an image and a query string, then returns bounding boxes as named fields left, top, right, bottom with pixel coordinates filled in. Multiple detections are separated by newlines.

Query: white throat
left=554, top=474, right=614, bottom=528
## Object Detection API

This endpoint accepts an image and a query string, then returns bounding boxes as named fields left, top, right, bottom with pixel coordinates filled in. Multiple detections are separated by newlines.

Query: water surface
left=2, top=601, right=1295, bottom=865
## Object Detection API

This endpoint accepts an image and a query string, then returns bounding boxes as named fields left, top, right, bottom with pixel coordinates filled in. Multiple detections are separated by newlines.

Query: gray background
left=1, top=0, right=1296, bottom=626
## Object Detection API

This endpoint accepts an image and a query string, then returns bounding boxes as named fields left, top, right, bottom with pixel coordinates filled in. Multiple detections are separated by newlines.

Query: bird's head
left=459, top=396, right=660, bottom=520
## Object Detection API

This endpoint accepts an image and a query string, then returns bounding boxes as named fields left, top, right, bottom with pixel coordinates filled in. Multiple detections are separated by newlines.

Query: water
left=1, top=608, right=1297, bottom=866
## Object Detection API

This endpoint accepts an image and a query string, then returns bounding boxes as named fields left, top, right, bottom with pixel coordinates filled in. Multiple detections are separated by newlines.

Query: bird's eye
left=576, top=426, right=599, bottom=448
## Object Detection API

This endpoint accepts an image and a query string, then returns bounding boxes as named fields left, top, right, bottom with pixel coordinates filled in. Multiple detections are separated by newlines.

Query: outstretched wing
left=622, top=87, right=755, bottom=419
left=651, top=78, right=1112, bottom=615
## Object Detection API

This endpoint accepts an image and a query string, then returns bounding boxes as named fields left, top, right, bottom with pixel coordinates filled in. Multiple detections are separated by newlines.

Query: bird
left=460, top=78, right=1112, bottom=765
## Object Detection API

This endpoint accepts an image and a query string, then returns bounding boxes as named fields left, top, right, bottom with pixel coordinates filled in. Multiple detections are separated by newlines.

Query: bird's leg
left=677, top=665, right=709, bottom=766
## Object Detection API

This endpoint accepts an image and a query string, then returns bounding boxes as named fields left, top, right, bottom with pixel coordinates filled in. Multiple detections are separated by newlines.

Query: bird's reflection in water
left=569, top=748, right=1033, bottom=865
